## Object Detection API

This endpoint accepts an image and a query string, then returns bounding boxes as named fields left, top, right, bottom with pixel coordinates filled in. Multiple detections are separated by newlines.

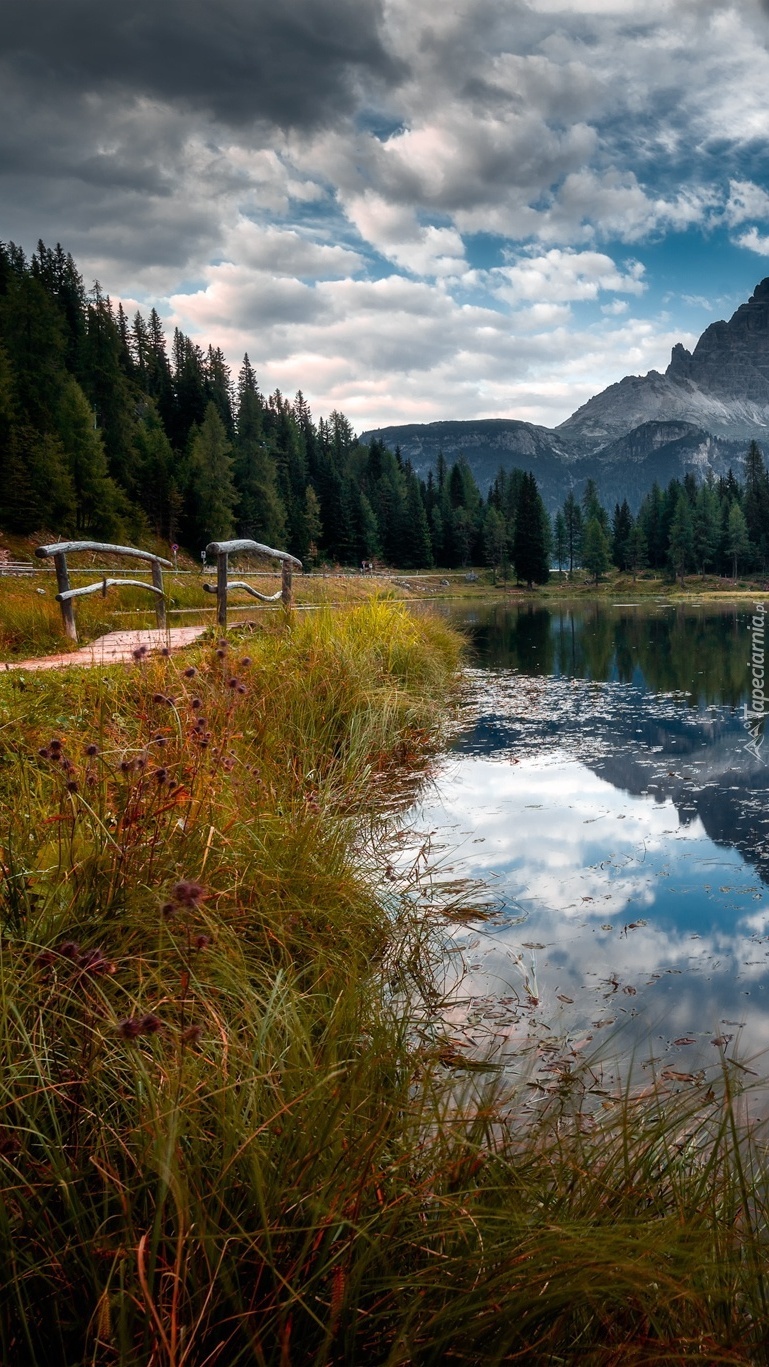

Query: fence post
left=281, top=560, right=293, bottom=609
left=53, top=552, right=77, bottom=642
left=216, top=551, right=229, bottom=629
left=150, top=558, right=166, bottom=630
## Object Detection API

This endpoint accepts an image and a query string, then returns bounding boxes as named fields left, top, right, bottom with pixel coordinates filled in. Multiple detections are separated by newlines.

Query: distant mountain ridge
left=360, top=279, right=769, bottom=510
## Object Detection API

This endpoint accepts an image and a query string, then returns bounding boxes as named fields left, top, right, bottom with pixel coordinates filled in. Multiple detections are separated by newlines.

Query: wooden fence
left=35, top=541, right=172, bottom=642
left=204, top=539, right=303, bottom=628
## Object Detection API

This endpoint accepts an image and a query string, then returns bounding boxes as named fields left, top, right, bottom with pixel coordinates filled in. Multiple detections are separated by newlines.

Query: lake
left=404, top=599, right=769, bottom=1093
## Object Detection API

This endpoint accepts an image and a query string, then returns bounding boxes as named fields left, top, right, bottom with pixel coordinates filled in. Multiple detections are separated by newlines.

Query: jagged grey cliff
left=361, top=279, right=769, bottom=510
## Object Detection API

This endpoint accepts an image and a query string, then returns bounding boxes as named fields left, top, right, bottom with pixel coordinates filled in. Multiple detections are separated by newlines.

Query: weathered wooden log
left=205, top=539, right=302, bottom=628
left=56, top=579, right=164, bottom=602
left=53, top=551, right=77, bottom=641
left=203, top=581, right=282, bottom=603
left=204, top=539, right=301, bottom=568
left=36, top=541, right=173, bottom=567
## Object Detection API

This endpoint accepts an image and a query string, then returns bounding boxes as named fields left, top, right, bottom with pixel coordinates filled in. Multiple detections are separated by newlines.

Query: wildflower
left=181, top=1024, right=203, bottom=1045
left=79, top=947, right=111, bottom=975
left=161, top=901, right=176, bottom=918
left=34, top=949, right=56, bottom=968
left=167, top=779, right=177, bottom=790
left=61, top=758, right=74, bottom=773
left=152, top=692, right=166, bottom=704
left=227, top=677, right=238, bottom=689
left=38, top=747, right=50, bottom=759
left=139, top=1013, right=163, bottom=1034
left=154, top=734, right=167, bottom=746
left=237, top=684, right=247, bottom=694
left=217, top=639, right=227, bottom=649
left=135, top=757, right=146, bottom=770
left=155, top=767, right=168, bottom=784
left=183, top=666, right=197, bottom=678
left=160, top=647, right=171, bottom=657
left=118, top=1017, right=143, bottom=1039
left=84, top=743, right=99, bottom=757
left=191, top=697, right=202, bottom=710
left=239, top=656, right=252, bottom=667
left=66, top=780, right=78, bottom=793
left=195, top=934, right=211, bottom=950
left=171, top=879, right=206, bottom=907
left=216, top=647, right=227, bottom=659
left=120, top=759, right=133, bottom=773
left=58, top=940, right=81, bottom=960
left=49, top=739, right=62, bottom=753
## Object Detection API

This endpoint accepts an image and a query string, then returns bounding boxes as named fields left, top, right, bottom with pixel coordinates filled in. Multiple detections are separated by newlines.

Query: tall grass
left=0, top=570, right=402, bottom=659
left=0, top=601, right=769, bottom=1363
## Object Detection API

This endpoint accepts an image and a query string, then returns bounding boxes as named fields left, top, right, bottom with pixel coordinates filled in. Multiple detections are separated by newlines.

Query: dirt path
left=4, top=626, right=208, bottom=672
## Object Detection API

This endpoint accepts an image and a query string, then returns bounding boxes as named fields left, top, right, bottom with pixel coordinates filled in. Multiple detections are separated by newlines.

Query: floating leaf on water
left=673, top=1036, right=696, bottom=1046
left=557, top=994, right=574, bottom=1003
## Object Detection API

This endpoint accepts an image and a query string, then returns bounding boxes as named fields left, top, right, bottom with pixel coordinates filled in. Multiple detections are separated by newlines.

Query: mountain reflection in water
left=407, top=601, right=769, bottom=1083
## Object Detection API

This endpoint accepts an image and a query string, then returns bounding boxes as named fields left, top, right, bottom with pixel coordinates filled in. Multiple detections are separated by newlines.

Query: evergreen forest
left=1, top=239, right=768, bottom=582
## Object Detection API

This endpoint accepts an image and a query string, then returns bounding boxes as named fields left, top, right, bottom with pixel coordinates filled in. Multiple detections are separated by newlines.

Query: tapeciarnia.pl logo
left=743, top=602, right=766, bottom=763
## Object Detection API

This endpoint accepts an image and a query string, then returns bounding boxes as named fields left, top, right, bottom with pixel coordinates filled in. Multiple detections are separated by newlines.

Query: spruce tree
left=513, top=473, right=550, bottom=587
left=187, top=403, right=237, bottom=547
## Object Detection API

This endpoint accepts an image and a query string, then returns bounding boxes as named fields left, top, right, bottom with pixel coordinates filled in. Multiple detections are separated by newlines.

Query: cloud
left=493, top=248, right=646, bottom=306
left=725, top=179, right=769, bottom=228
left=0, top=0, right=403, bottom=131
left=166, top=258, right=694, bottom=428
left=737, top=228, right=769, bottom=257
left=3, top=0, right=769, bottom=428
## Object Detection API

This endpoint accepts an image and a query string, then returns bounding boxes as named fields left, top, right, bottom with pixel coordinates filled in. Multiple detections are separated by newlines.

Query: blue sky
left=3, top=0, right=769, bottom=430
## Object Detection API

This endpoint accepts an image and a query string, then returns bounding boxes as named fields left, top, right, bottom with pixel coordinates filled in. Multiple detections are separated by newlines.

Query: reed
left=0, top=602, right=768, bottom=1364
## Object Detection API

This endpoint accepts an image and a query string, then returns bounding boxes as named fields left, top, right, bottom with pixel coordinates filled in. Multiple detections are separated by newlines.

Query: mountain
left=360, top=279, right=769, bottom=510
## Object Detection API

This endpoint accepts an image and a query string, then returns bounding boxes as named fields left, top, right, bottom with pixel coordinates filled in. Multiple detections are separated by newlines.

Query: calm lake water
left=405, top=600, right=769, bottom=1088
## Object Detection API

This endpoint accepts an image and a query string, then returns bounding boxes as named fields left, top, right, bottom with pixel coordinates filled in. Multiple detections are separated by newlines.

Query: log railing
left=35, top=541, right=172, bottom=642
left=204, top=539, right=302, bottom=628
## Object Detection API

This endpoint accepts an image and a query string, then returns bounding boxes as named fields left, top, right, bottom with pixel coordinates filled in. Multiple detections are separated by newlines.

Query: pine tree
left=553, top=510, right=567, bottom=572
left=513, top=473, right=550, bottom=587
left=232, top=357, right=285, bottom=546
left=57, top=375, right=123, bottom=535
left=611, top=499, right=633, bottom=570
left=727, top=503, right=751, bottom=579
left=582, top=516, right=611, bottom=583
left=743, top=439, right=769, bottom=569
left=187, top=403, right=238, bottom=547
left=668, top=490, right=694, bottom=584
left=562, top=491, right=583, bottom=575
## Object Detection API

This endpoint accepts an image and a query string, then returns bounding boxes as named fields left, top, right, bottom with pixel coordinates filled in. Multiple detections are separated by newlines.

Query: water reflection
left=408, top=602, right=769, bottom=1080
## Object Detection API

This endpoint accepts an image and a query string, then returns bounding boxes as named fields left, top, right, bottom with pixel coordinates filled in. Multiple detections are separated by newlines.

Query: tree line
left=553, top=454, right=769, bottom=583
left=0, top=238, right=766, bottom=581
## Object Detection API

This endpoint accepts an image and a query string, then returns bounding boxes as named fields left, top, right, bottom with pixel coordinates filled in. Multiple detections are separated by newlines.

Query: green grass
left=1, top=601, right=769, bottom=1363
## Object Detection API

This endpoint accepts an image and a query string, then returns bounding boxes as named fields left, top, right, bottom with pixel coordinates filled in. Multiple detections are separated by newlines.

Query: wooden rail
left=35, top=541, right=172, bottom=642
left=204, top=539, right=302, bottom=628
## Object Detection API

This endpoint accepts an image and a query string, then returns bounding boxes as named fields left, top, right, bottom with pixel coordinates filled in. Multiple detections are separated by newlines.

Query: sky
left=4, top=0, right=769, bottom=432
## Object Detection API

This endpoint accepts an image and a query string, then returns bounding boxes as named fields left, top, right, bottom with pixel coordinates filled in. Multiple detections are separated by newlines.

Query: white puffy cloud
left=167, top=256, right=694, bottom=428
left=725, top=179, right=769, bottom=229
left=736, top=228, right=769, bottom=257
left=493, top=248, right=646, bottom=306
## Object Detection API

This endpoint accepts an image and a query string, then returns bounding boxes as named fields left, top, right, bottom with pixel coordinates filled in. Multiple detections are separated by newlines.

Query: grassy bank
left=1, top=600, right=769, bottom=1363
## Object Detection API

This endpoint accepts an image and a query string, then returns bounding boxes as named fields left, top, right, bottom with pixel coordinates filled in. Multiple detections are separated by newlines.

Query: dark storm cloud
left=1, top=0, right=404, bottom=131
